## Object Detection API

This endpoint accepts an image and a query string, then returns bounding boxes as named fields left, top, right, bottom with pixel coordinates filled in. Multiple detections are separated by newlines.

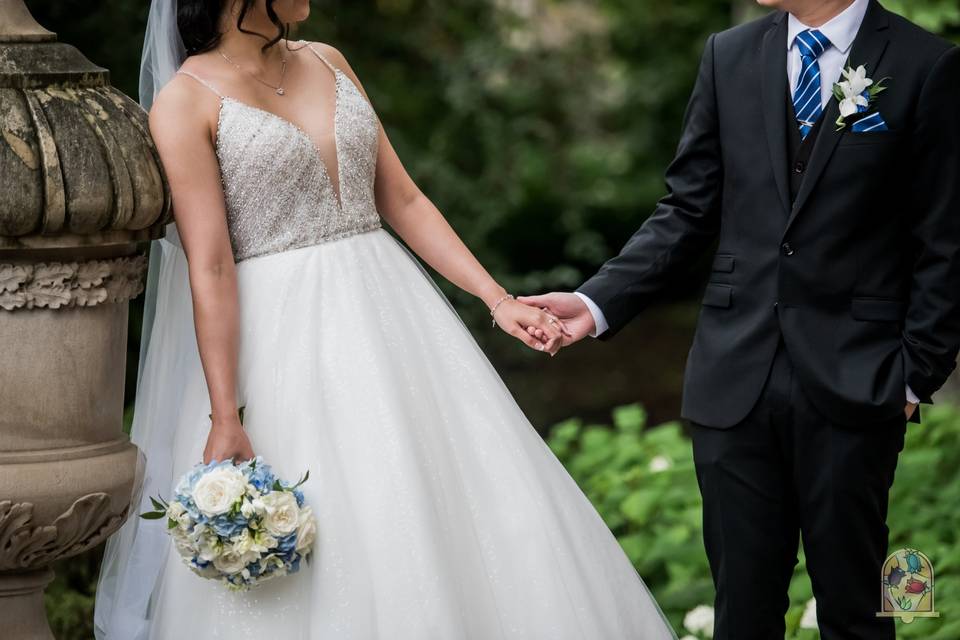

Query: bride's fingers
left=539, top=308, right=571, bottom=337
left=510, top=325, right=547, bottom=351
left=543, top=333, right=562, bottom=355
left=531, top=318, right=563, bottom=351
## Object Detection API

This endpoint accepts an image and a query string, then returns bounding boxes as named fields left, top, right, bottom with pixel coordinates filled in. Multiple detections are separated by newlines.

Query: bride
left=95, top=1, right=676, bottom=638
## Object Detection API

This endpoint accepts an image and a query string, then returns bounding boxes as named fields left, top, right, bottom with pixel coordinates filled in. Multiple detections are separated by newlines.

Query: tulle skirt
left=96, top=228, right=675, bottom=639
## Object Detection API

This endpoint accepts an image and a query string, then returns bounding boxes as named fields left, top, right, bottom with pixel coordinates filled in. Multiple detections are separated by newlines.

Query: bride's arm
left=316, top=45, right=565, bottom=353
left=148, top=78, right=254, bottom=463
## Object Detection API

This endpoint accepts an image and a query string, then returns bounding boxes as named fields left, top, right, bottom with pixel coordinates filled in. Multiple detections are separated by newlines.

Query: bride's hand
left=203, top=414, right=255, bottom=464
left=493, top=299, right=568, bottom=355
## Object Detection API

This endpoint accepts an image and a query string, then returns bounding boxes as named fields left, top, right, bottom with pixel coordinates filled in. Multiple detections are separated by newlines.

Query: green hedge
left=547, top=402, right=960, bottom=638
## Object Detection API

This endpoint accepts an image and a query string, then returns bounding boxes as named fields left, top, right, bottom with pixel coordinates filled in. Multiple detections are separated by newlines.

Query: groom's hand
left=517, top=293, right=595, bottom=347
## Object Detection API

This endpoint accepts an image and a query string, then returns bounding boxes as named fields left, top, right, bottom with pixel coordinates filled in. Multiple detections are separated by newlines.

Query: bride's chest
left=212, top=75, right=382, bottom=262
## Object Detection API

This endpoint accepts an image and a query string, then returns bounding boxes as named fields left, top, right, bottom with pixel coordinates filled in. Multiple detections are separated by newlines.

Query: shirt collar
left=787, top=0, right=870, bottom=56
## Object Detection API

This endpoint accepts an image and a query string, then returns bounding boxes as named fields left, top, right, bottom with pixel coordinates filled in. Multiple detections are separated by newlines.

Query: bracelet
left=489, top=294, right=514, bottom=327
left=209, top=405, right=246, bottom=424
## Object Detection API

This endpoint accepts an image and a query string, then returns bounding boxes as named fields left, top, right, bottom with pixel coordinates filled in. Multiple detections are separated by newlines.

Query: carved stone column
left=0, top=1, right=171, bottom=637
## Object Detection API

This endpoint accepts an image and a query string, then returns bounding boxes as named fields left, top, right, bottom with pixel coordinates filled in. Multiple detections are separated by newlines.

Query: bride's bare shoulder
left=148, top=60, right=220, bottom=144
left=298, top=41, right=368, bottom=94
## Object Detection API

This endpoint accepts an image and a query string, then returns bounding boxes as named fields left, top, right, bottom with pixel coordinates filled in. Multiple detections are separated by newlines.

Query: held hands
left=203, top=411, right=255, bottom=464
left=492, top=292, right=597, bottom=355
left=516, top=292, right=596, bottom=350
left=491, top=296, right=569, bottom=355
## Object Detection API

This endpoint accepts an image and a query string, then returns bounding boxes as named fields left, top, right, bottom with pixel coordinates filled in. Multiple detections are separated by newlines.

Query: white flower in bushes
left=800, top=597, right=818, bottom=629
left=258, top=491, right=300, bottom=537
left=192, top=466, right=247, bottom=517
left=683, top=604, right=715, bottom=637
left=296, top=506, right=317, bottom=552
left=648, top=455, right=672, bottom=473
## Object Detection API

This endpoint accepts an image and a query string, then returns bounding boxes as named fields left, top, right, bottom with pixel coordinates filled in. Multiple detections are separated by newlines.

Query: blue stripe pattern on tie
left=792, top=29, right=831, bottom=139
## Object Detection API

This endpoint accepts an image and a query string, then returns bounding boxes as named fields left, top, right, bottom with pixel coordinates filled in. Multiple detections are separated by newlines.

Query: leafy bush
left=547, top=402, right=960, bottom=638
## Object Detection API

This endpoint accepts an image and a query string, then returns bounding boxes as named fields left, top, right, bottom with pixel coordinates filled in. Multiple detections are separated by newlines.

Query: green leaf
left=150, top=496, right=166, bottom=512
left=292, top=470, right=311, bottom=489
left=140, top=511, right=165, bottom=520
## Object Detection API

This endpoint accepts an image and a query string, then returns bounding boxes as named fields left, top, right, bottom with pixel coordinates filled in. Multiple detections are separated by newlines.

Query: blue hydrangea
left=209, top=513, right=249, bottom=538
left=246, top=462, right=276, bottom=493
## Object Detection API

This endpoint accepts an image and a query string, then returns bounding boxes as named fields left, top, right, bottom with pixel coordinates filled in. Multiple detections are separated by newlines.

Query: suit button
left=773, top=301, right=779, bottom=310
left=794, top=160, right=806, bottom=173
left=781, top=242, right=795, bottom=256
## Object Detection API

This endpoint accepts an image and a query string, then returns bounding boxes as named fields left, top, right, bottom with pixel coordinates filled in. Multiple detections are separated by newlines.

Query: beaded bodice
left=177, top=42, right=381, bottom=262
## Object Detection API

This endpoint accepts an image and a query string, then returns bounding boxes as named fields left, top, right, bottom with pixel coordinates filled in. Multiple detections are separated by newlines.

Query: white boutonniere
left=832, top=64, right=889, bottom=130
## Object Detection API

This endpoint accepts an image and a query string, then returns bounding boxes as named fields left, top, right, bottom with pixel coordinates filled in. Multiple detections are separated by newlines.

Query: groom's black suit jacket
left=578, top=1, right=960, bottom=428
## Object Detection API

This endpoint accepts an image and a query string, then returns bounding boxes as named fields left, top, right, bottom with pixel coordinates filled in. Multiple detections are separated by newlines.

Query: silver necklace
left=217, top=47, right=288, bottom=96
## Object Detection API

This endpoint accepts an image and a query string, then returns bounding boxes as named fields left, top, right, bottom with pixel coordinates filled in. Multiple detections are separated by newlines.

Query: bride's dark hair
left=178, top=0, right=289, bottom=55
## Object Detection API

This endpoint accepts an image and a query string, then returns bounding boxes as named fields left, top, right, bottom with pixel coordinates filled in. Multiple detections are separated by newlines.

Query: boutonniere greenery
left=832, top=64, right=889, bottom=131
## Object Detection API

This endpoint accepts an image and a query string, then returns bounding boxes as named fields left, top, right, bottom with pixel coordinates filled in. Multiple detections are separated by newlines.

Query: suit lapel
left=783, top=0, right=891, bottom=234
left=761, top=13, right=791, bottom=217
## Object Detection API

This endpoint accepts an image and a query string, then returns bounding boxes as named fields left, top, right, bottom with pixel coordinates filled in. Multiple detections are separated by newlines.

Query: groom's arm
left=901, top=46, right=960, bottom=403
left=576, top=34, right=723, bottom=339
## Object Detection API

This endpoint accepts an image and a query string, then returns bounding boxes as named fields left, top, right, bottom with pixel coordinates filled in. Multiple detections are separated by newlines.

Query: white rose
left=683, top=604, right=715, bottom=637
left=259, top=491, right=300, bottom=537
left=192, top=466, right=247, bottom=518
left=295, top=506, right=317, bottom=552
left=213, top=549, right=257, bottom=575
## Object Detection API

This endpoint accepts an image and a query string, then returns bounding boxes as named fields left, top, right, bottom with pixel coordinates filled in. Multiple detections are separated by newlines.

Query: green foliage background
left=21, top=0, right=960, bottom=638
left=550, top=402, right=960, bottom=639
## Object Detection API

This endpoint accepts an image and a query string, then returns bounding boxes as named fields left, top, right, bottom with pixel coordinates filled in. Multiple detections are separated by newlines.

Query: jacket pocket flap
left=711, top=255, right=735, bottom=273
left=851, top=297, right=905, bottom=322
left=702, top=283, right=732, bottom=308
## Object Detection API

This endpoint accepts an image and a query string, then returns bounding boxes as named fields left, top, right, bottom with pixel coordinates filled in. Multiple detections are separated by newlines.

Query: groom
left=522, top=0, right=960, bottom=638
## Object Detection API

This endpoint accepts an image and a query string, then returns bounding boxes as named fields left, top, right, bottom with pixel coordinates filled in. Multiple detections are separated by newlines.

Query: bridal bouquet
left=141, top=457, right=317, bottom=591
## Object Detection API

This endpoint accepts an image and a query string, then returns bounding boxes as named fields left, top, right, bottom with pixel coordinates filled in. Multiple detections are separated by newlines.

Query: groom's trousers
left=688, top=336, right=906, bottom=640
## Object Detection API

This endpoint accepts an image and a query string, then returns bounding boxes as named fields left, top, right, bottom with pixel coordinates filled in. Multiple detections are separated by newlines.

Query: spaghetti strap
left=300, top=41, right=339, bottom=76
left=176, top=69, right=224, bottom=98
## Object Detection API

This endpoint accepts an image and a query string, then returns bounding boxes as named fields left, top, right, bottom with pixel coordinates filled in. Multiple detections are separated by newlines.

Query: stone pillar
left=0, top=1, right=171, bottom=637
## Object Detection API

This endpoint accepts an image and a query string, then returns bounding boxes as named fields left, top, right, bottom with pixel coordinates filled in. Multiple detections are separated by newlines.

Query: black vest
left=786, top=91, right=826, bottom=202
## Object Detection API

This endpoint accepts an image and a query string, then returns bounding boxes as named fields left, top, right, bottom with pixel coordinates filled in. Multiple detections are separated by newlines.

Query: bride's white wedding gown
left=95, top=42, right=675, bottom=639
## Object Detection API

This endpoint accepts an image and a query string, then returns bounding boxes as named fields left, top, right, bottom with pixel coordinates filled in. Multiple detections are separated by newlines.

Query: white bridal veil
left=94, top=0, right=192, bottom=637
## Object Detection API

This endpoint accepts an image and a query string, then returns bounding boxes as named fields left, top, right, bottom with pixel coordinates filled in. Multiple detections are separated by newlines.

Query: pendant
left=276, top=87, right=285, bottom=96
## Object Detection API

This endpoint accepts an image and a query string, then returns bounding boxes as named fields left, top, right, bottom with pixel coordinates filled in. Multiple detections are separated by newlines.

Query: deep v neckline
left=215, top=70, right=344, bottom=211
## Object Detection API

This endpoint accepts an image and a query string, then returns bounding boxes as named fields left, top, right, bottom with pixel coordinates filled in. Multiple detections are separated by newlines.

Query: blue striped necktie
left=792, top=29, right=832, bottom=139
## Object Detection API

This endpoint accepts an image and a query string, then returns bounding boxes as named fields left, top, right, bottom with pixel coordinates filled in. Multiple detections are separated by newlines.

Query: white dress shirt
left=576, top=0, right=920, bottom=405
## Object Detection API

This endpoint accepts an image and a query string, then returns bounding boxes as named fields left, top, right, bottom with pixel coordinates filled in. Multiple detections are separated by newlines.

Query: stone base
left=0, top=568, right=55, bottom=640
